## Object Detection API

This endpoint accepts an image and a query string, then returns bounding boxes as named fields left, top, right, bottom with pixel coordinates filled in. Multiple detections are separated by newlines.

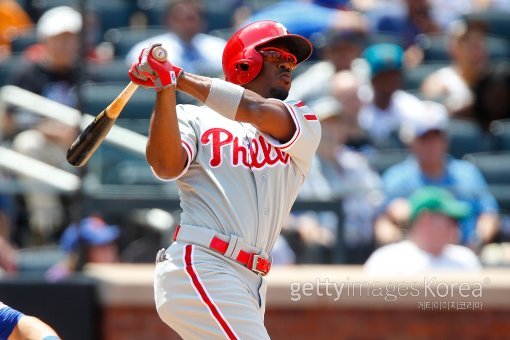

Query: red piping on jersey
left=184, top=245, right=239, bottom=340
left=276, top=102, right=302, bottom=150
left=182, top=140, right=194, bottom=161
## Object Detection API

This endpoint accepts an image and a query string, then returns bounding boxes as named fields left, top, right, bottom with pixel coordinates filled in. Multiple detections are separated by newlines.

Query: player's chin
left=269, top=86, right=289, bottom=101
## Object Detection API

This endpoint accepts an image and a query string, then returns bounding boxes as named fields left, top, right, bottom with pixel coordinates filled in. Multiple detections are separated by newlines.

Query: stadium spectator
left=46, top=216, right=120, bottom=282
left=330, top=70, right=371, bottom=150
left=288, top=28, right=367, bottom=105
left=357, top=43, right=422, bottom=148
left=421, top=19, right=489, bottom=117
left=373, top=0, right=440, bottom=48
left=0, top=173, right=17, bottom=275
left=6, top=6, right=87, bottom=244
left=374, top=100, right=500, bottom=251
left=0, top=0, right=33, bottom=58
left=241, top=0, right=367, bottom=41
left=365, top=186, right=482, bottom=275
left=472, top=61, right=510, bottom=131
left=126, top=0, right=226, bottom=77
left=288, top=96, right=383, bottom=263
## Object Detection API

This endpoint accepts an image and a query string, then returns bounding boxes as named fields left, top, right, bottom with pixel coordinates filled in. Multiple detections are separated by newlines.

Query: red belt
left=173, top=225, right=271, bottom=276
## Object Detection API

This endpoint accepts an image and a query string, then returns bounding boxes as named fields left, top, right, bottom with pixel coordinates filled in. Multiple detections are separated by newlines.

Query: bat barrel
left=66, top=111, right=117, bottom=167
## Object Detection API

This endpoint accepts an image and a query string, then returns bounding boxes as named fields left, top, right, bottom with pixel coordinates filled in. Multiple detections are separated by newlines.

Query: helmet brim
left=258, top=34, right=313, bottom=64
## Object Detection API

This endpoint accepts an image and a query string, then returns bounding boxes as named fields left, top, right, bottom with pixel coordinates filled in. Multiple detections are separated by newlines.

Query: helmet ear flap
left=236, top=63, right=250, bottom=71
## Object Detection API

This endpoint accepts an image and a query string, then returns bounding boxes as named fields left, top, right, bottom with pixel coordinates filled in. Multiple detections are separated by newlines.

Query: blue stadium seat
left=403, top=62, right=446, bottom=91
left=416, top=33, right=510, bottom=62
left=490, top=119, right=510, bottom=151
left=463, top=11, right=510, bottom=43
left=9, top=29, right=38, bottom=53
left=463, top=151, right=510, bottom=212
left=448, top=118, right=494, bottom=159
left=367, top=148, right=410, bottom=175
left=87, top=58, right=131, bottom=83
left=103, top=26, right=169, bottom=57
left=80, top=82, right=155, bottom=120
left=0, top=53, right=28, bottom=86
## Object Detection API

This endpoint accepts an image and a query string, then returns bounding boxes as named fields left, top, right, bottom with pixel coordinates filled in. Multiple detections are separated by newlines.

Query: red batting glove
left=147, top=45, right=183, bottom=92
left=128, top=46, right=156, bottom=88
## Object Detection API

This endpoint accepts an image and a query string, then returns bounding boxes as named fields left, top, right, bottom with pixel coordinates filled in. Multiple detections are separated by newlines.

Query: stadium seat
left=9, top=29, right=38, bottom=53
left=447, top=118, right=494, bottom=159
left=103, top=26, right=169, bottom=57
left=0, top=53, right=28, bottom=86
left=403, top=62, right=446, bottom=91
left=87, top=58, right=130, bottom=83
left=490, top=119, right=510, bottom=151
left=463, top=151, right=510, bottom=213
left=80, top=82, right=156, bottom=120
left=416, top=33, right=510, bottom=62
left=463, top=11, right=510, bottom=43
left=30, top=0, right=137, bottom=40
left=87, top=143, right=159, bottom=185
left=367, top=148, right=410, bottom=175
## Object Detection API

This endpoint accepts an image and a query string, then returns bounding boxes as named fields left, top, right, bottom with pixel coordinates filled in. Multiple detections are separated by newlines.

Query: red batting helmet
left=223, top=20, right=313, bottom=85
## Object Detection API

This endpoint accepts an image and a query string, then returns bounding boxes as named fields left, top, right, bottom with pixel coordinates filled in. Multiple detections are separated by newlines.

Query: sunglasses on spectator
left=258, top=47, right=297, bottom=70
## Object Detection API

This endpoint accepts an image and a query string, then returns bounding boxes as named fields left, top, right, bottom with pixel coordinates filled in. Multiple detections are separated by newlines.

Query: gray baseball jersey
left=154, top=99, right=321, bottom=253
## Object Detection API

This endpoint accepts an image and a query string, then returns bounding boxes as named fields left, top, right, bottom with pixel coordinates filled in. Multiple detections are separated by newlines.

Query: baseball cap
left=37, top=6, right=82, bottom=39
left=60, top=217, right=120, bottom=252
left=362, top=43, right=403, bottom=78
left=409, top=186, right=471, bottom=222
left=399, top=100, right=448, bottom=143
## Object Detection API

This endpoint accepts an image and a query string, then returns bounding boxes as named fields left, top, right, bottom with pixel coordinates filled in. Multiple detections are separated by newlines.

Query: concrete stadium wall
left=85, top=264, right=510, bottom=339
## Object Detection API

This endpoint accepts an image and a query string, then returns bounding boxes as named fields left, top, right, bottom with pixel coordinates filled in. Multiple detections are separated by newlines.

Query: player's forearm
left=177, top=73, right=295, bottom=141
left=10, top=315, right=60, bottom=340
left=146, top=88, right=187, bottom=179
left=176, top=72, right=211, bottom=103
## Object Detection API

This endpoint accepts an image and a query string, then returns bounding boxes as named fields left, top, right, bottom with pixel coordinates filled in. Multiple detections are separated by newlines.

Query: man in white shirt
left=357, top=43, right=423, bottom=148
left=364, top=186, right=481, bottom=275
left=126, top=0, right=226, bottom=77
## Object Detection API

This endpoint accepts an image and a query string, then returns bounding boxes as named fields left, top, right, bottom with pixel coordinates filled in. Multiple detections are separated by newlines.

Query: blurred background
left=0, top=0, right=510, bottom=339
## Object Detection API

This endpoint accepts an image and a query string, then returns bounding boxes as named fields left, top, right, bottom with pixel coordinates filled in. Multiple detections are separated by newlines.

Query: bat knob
left=152, top=46, right=167, bottom=62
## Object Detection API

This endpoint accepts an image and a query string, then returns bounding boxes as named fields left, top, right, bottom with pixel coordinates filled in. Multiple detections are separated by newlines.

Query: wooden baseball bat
left=66, top=46, right=167, bottom=167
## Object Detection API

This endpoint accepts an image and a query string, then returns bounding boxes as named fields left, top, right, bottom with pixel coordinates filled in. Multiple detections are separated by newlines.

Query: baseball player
left=0, top=302, right=60, bottom=340
left=128, top=20, right=321, bottom=339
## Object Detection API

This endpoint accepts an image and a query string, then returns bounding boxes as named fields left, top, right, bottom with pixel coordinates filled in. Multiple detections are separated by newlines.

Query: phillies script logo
left=201, top=128, right=290, bottom=169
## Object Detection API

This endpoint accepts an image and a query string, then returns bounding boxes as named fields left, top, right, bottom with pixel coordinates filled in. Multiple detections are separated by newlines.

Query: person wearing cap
left=6, top=6, right=91, bottom=244
left=374, top=100, right=500, bottom=251
left=421, top=19, right=489, bottom=117
left=365, top=186, right=481, bottom=274
left=295, top=95, right=383, bottom=263
left=357, top=43, right=423, bottom=148
left=45, top=216, right=120, bottom=282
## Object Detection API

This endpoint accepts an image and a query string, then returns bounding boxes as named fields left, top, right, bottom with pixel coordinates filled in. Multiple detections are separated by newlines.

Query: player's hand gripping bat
left=66, top=46, right=168, bottom=167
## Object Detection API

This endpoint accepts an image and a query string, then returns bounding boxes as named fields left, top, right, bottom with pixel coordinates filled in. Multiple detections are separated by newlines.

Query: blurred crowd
left=1, top=0, right=510, bottom=279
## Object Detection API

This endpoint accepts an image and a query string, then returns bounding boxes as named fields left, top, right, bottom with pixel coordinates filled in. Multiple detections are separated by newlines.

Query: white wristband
left=205, top=78, right=244, bottom=120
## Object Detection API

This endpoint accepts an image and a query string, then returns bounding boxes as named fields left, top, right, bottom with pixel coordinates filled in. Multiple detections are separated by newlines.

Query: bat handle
left=104, top=46, right=167, bottom=119
left=151, top=45, right=167, bottom=62
left=105, top=82, right=139, bottom=119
